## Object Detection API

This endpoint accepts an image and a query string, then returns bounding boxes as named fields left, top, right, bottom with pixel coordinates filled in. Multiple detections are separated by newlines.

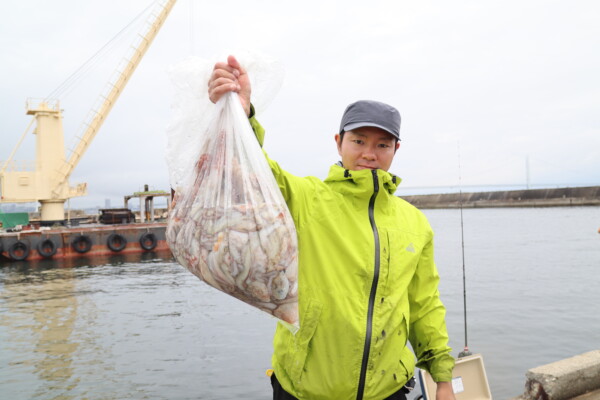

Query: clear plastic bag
left=166, top=53, right=284, bottom=192
left=166, top=91, right=299, bottom=327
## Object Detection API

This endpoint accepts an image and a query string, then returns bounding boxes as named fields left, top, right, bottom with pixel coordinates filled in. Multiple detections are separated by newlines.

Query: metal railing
left=0, top=160, right=36, bottom=172
left=25, top=98, right=60, bottom=112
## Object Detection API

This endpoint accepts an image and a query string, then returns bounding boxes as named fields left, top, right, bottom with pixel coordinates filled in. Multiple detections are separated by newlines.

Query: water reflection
left=32, top=272, right=79, bottom=398
left=0, top=252, right=174, bottom=399
left=1, top=267, right=78, bottom=398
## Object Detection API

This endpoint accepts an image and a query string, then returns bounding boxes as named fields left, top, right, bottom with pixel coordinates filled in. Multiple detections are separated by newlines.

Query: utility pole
left=526, top=155, right=530, bottom=189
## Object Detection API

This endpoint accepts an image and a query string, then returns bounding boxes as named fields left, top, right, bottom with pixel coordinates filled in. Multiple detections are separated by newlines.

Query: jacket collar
left=324, top=163, right=401, bottom=196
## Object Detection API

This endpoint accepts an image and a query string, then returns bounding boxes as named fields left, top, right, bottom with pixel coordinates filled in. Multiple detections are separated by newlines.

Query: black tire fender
left=37, top=238, right=58, bottom=258
left=107, top=233, right=127, bottom=252
left=139, top=232, right=157, bottom=251
left=72, top=235, right=93, bottom=254
left=8, top=241, right=30, bottom=261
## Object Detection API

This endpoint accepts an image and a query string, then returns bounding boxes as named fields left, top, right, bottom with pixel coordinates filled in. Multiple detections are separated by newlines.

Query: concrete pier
left=511, top=350, right=600, bottom=400
left=401, top=186, right=600, bottom=209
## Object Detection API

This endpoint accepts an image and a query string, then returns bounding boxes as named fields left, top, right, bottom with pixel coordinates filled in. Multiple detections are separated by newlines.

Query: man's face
left=335, top=126, right=400, bottom=172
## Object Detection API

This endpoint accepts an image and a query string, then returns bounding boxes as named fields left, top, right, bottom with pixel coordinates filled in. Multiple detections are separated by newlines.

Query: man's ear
left=335, top=134, right=342, bottom=154
left=394, top=141, right=400, bottom=153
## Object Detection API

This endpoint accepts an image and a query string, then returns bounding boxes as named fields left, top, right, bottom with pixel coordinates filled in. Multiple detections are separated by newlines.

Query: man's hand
left=436, top=381, right=456, bottom=400
left=208, top=55, right=251, bottom=116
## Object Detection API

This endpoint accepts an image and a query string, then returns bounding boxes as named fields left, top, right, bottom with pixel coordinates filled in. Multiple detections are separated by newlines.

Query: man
left=208, top=56, right=456, bottom=400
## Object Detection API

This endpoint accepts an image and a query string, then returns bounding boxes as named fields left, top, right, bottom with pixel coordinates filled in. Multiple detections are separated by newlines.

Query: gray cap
left=339, top=100, right=401, bottom=140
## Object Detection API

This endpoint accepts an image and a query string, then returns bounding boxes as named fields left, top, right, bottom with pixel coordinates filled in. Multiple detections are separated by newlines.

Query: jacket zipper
left=356, top=169, right=381, bottom=400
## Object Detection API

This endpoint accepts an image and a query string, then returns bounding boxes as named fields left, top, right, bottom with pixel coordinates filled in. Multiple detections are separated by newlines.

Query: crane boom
left=52, top=0, right=177, bottom=198
left=0, top=0, right=177, bottom=224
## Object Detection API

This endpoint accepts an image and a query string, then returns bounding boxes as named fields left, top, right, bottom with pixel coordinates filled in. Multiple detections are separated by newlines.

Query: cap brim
left=342, top=122, right=400, bottom=140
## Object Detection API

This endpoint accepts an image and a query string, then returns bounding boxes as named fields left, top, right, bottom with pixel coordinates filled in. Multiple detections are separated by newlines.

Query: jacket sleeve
left=407, top=229, right=455, bottom=382
left=248, top=114, right=317, bottom=224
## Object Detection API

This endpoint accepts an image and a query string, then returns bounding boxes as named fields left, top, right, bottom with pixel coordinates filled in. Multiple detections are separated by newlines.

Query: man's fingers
left=209, top=81, right=239, bottom=94
left=209, top=70, right=238, bottom=88
left=208, top=80, right=241, bottom=103
left=213, top=60, right=241, bottom=78
left=207, top=56, right=249, bottom=108
left=209, top=67, right=238, bottom=84
left=227, top=55, right=245, bottom=74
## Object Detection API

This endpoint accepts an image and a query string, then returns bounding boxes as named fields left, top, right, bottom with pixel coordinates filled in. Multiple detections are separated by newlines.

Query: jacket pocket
left=385, top=230, right=421, bottom=295
left=399, top=311, right=409, bottom=347
left=287, top=298, right=323, bottom=384
left=381, top=312, right=412, bottom=387
left=398, top=312, right=415, bottom=378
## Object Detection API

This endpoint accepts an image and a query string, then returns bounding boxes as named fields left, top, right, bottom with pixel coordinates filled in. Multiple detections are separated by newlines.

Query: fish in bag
left=167, top=92, right=299, bottom=326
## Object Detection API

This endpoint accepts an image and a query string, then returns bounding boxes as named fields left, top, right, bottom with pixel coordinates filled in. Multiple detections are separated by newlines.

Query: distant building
left=0, top=203, right=37, bottom=213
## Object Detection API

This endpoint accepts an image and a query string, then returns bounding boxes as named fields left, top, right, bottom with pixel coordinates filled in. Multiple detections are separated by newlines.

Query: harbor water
left=1, top=206, right=599, bottom=399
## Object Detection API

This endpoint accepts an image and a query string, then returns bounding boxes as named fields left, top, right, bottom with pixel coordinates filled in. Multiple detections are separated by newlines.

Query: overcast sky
left=1, top=0, right=599, bottom=208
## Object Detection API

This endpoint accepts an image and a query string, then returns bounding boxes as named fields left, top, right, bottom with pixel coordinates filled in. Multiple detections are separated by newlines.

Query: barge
left=0, top=189, right=172, bottom=263
left=0, top=221, right=169, bottom=263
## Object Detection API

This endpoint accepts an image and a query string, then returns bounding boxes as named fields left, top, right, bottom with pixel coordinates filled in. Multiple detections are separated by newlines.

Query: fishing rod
left=416, top=143, right=493, bottom=400
left=457, top=142, right=472, bottom=359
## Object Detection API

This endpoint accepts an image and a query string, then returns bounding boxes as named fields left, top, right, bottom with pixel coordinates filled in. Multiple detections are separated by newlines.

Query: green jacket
left=250, top=117, right=454, bottom=400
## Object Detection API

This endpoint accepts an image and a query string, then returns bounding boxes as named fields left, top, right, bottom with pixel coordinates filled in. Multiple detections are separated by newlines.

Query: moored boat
left=0, top=220, right=169, bottom=262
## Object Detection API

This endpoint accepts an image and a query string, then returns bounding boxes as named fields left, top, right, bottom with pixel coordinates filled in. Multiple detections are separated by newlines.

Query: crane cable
left=45, top=1, right=158, bottom=101
left=0, top=118, right=36, bottom=175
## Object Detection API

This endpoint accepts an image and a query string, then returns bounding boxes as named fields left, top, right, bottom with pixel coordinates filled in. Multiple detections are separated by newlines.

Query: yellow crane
left=0, top=0, right=177, bottom=225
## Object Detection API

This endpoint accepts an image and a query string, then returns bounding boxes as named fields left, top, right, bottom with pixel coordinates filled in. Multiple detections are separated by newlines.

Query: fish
left=167, top=202, right=299, bottom=325
left=166, top=124, right=299, bottom=326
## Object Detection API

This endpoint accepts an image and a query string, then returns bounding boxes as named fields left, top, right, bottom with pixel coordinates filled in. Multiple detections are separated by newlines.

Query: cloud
left=2, top=0, right=599, bottom=208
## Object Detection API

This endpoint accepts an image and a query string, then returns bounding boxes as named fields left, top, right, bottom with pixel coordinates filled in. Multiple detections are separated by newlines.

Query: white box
left=418, top=353, right=492, bottom=400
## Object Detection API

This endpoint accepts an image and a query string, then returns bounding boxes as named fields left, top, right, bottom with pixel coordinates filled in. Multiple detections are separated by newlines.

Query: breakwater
left=510, top=349, right=600, bottom=400
left=401, top=186, right=600, bottom=209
